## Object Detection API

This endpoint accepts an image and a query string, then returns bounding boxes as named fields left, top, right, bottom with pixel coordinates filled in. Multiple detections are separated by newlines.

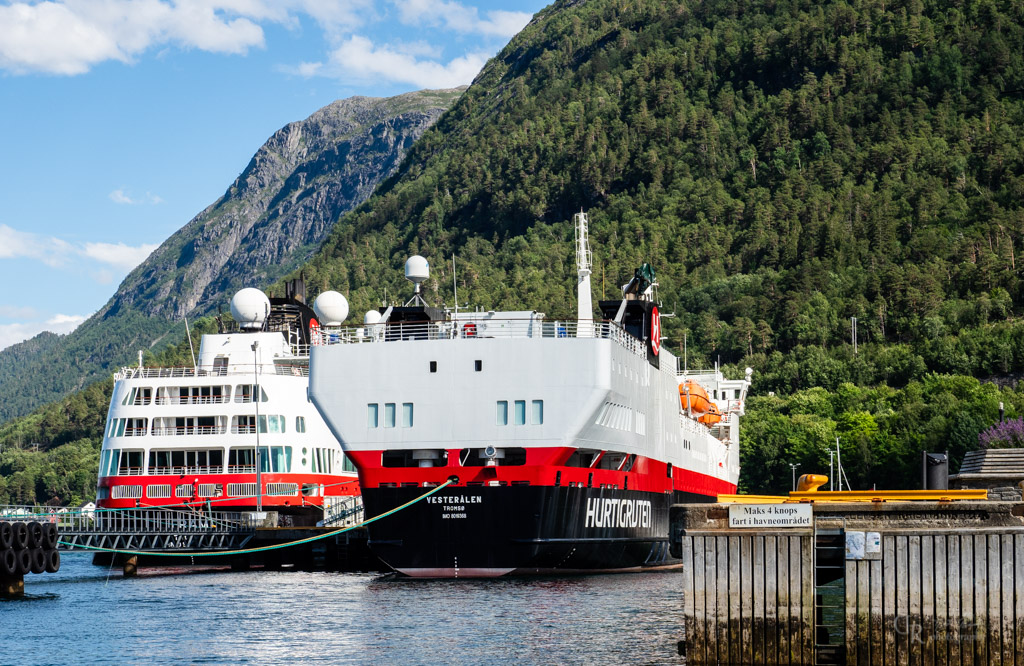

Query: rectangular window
left=295, top=416, right=306, bottom=433
left=496, top=401, right=508, bottom=426
left=367, top=404, right=378, bottom=428
left=514, top=400, right=526, bottom=426
left=429, top=361, right=437, bottom=373
left=258, top=415, right=285, bottom=433
left=402, top=403, right=414, bottom=428
left=531, top=400, right=544, bottom=425
left=384, top=403, right=396, bottom=428
left=475, top=360, right=482, bottom=372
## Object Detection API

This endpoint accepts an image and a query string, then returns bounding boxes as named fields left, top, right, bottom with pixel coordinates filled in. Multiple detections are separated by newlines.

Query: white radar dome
left=405, top=255, right=429, bottom=283
left=231, top=288, right=270, bottom=330
left=313, top=291, right=349, bottom=326
left=364, top=310, right=382, bottom=325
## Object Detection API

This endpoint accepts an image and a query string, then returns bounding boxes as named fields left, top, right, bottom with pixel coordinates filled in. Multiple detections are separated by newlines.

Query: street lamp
left=252, top=341, right=262, bottom=512
left=790, top=463, right=800, bottom=491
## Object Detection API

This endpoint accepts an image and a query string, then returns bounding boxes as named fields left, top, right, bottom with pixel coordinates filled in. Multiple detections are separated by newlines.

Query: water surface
left=2, top=553, right=685, bottom=664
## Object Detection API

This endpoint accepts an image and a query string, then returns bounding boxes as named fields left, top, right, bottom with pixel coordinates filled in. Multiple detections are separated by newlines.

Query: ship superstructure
left=309, top=213, right=751, bottom=575
left=96, top=282, right=360, bottom=525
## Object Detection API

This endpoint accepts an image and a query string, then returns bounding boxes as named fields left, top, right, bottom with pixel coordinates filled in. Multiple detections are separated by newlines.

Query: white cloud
left=311, top=34, right=489, bottom=88
left=47, top=313, right=87, bottom=328
left=109, top=188, right=164, bottom=205
left=109, top=188, right=134, bottom=204
left=0, top=0, right=378, bottom=76
left=0, top=312, right=88, bottom=351
left=0, top=1, right=527, bottom=83
left=0, top=0, right=271, bottom=75
left=394, top=0, right=531, bottom=37
left=0, top=223, right=157, bottom=272
left=0, top=223, right=73, bottom=267
left=82, top=241, right=159, bottom=270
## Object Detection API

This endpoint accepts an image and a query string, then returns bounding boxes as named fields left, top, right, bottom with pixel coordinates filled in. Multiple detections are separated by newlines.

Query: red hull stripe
left=96, top=472, right=360, bottom=510
left=348, top=447, right=736, bottom=498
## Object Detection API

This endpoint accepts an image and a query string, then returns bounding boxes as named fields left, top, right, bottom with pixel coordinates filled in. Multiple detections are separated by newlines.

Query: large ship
left=309, top=213, right=751, bottom=576
left=96, top=281, right=360, bottom=526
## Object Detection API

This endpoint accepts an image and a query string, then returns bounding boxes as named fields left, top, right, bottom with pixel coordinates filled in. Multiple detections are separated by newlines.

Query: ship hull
left=364, top=485, right=715, bottom=577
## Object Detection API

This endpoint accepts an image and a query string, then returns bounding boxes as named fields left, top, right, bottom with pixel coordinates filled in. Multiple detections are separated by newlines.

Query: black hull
left=364, top=486, right=714, bottom=577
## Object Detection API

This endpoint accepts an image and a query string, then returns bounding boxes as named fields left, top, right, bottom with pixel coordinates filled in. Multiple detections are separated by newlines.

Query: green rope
left=56, top=480, right=452, bottom=558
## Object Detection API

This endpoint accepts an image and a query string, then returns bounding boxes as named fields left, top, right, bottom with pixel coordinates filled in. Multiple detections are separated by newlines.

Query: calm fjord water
left=1, top=553, right=684, bottom=664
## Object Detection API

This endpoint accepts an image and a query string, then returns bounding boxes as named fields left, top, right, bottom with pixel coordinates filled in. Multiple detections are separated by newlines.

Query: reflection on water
left=0, top=553, right=684, bottom=664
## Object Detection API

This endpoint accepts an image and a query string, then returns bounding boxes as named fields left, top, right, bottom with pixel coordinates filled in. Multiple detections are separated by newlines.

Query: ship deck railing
left=317, top=319, right=647, bottom=357
left=114, top=364, right=309, bottom=381
left=150, top=425, right=228, bottom=436
left=0, top=505, right=253, bottom=532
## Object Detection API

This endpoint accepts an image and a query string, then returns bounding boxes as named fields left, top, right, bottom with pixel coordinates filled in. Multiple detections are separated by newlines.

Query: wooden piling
left=1, top=575, right=24, bottom=599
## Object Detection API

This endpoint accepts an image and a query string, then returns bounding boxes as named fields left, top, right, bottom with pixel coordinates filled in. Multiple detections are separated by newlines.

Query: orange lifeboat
left=679, top=380, right=711, bottom=414
left=698, top=403, right=722, bottom=426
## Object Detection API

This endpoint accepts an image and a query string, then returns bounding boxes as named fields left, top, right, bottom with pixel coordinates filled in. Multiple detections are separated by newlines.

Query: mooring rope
left=55, top=479, right=452, bottom=558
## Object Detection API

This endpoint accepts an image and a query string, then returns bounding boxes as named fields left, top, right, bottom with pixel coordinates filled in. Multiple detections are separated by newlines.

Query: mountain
left=0, top=88, right=463, bottom=423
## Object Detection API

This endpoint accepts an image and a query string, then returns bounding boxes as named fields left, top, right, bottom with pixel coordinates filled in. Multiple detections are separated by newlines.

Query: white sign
left=728, top=504, right=812, bottom=528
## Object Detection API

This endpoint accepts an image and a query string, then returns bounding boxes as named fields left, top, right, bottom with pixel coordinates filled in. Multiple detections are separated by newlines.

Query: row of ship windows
left=98, top=481, right=324, bottom=501
left=121, top=385, right=270, bottom=406
left=367, top=403, right=414, bottom=428
left=366, top=400, right=546, bottom=429
left=106, top=415, right=306, bottom=437
left=496, top=400, right=544, bottom=426
left=99, top=445, right=354, bottom=476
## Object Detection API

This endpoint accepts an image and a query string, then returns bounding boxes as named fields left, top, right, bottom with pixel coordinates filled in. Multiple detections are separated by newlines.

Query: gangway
left=0, top=505, right=258, bottom=553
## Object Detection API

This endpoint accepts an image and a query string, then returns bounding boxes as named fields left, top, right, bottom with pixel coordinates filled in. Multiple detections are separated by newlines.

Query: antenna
left=575, top=211, right=593, bottom=336
left=452, top=254, right=459, bottom=319
left=184, top=317, right=197, bottom=370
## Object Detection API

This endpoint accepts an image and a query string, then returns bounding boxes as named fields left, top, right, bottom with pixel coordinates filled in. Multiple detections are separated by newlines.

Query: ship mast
left=575, top=211, right=593, bottom=336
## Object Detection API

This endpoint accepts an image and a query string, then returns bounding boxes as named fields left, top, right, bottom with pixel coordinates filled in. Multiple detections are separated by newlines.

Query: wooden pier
left=671, top=498, right=1024, bottom=665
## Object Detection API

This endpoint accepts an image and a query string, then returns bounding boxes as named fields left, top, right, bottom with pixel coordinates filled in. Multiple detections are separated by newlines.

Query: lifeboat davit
left=698, top=402, right=722, bottom=426
left=679, top=380, right=711, bottom=414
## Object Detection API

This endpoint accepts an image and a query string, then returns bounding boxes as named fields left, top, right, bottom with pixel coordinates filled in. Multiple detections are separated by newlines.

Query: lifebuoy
left=463, top=322, right=477, bottom=337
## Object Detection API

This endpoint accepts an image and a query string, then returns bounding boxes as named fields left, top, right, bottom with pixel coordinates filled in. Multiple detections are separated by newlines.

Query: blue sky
left=0, top=0, right=547, bottom=350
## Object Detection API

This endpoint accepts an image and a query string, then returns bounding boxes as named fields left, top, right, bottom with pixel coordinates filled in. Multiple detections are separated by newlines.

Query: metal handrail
left=317, top=319, right=648, bottom=357
left=0, top=505, right=253, bottom=532
left=146, top=465, right=224, bottom=476
left=151, top=426, right=227, bottom=436
left=114, top=363, right=310, bottom=381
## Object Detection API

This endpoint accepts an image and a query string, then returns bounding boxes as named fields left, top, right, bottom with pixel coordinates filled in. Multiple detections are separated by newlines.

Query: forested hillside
left=6, top=0, right=1024, bottom=502
left=0, top=319, right=218, bottom=506
left=294, top=0, right=1024, bottom=491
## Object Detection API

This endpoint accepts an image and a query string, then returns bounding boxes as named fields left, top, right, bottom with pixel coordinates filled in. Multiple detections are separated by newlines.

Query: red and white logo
left=309, top=318, right=322, bottom=346
left=650, top=306, right=661, bottom=356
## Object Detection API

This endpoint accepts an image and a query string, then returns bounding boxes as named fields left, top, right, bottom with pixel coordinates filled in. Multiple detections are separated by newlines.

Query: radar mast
left=575, top=211, right=594, bottom=337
